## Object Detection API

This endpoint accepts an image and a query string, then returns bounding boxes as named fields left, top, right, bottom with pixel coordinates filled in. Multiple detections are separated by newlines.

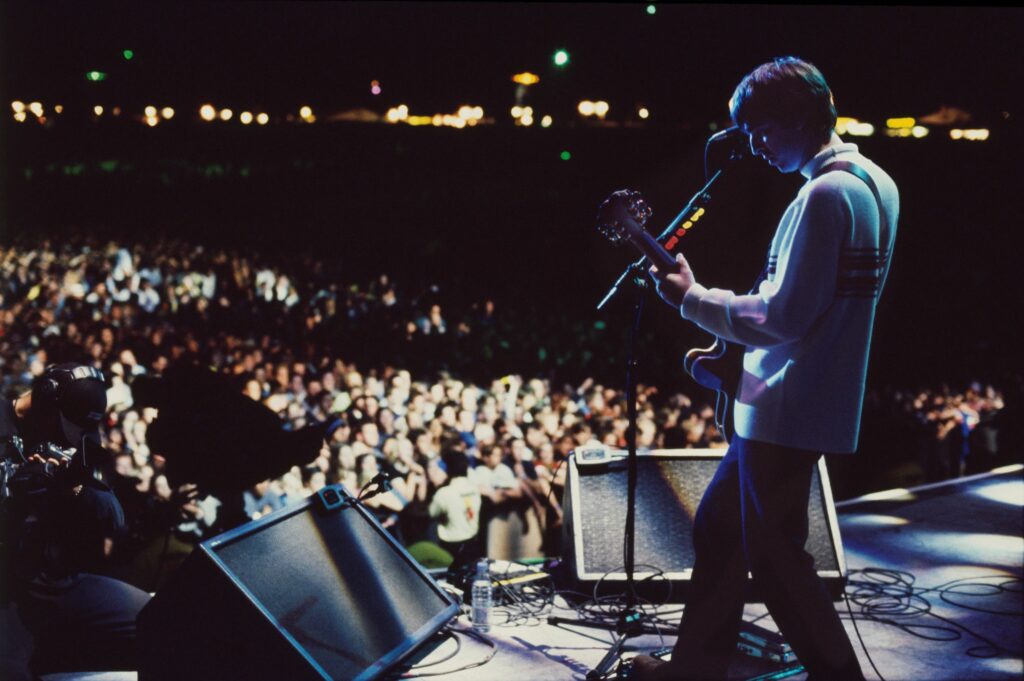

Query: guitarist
left=634, top=57, right=898, bottom=681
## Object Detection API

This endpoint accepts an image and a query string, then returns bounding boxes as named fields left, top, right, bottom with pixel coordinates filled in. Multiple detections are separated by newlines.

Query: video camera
left=0, top=363, right=108, bottom=509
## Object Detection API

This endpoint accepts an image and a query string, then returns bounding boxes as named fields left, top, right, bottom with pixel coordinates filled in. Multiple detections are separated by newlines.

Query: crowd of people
left=0, top=236, right=1018, bottom=588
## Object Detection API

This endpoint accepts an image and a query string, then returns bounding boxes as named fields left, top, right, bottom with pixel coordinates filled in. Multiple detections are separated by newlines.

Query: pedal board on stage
left=617, top=623, right=804, bottom=680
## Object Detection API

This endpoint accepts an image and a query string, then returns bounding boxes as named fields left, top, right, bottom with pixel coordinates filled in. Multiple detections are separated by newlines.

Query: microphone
left=707, top=125, right=745, bottom=144
left=368, top=471, right=396, bottom=491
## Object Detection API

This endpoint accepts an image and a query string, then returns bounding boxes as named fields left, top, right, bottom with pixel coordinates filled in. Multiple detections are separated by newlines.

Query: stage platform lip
left=834, top=463, right=1024, bottom=509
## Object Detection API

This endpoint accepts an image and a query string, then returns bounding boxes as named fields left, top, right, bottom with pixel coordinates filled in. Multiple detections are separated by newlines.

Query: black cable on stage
left=398, top=629, right=462, bottom=672
left=397, top=623, right=497, bottom=678
left=547, top=563, right=678, bottom=652
left=842, top=568, right=1023, bottom=662
left=844, top=589, right=886, bottom=681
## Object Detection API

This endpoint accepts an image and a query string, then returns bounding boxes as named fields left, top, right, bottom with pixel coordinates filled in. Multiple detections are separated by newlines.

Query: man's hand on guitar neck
left=649, top=252, right=696, bottom=308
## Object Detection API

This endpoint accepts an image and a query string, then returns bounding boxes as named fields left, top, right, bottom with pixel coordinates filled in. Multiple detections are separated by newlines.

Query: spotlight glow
left=256, top=112, right=269, bottom=125
left=240, top=111, right=254, bottom=125
left=219, top=108, right=233, bottom=121
left=161, top=107, right=175, bottom=120
left=93, top=105, right=104, bottom=116
left=200, top=104, right=216, bottom=121
left=972, top=480, right=1024, bottom=507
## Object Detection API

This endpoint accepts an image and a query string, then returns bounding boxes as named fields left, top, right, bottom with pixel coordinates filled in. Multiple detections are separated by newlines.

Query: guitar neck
left=629, top=229, right=679, bottom=274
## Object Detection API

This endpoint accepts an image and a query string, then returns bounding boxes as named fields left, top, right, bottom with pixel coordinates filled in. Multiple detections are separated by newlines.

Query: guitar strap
left=813, top=160, right=889, bottom=240
left=750, top=160, right=888, bottom=294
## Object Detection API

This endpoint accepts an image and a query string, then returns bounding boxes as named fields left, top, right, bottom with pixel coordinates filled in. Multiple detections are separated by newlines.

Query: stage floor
left=3, top=466, right=1021, bottom=681
left=395, top=465, right=1023, bottom=681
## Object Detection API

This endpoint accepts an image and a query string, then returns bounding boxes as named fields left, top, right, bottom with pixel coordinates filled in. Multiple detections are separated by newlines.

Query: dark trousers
left=670, top=436, right=863, bottom=681
left=16, top=572, right=152, bottom=674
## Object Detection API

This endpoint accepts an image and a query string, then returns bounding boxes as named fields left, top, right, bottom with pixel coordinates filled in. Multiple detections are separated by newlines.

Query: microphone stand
left=573, top=144, right=743, bottom=680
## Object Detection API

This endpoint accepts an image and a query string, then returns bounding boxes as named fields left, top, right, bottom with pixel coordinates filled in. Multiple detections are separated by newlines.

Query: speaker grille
left=568, top=451, right=841, bottom=585
left=212, top=501, right=455, bottom=680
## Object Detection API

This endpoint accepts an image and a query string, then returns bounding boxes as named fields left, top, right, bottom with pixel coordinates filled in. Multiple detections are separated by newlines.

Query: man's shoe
left=631, top=654, right=682, bottom=681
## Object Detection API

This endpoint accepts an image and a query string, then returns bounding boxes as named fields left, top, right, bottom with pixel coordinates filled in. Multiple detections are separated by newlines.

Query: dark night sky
left=4, top=3, right=1022, bottom=124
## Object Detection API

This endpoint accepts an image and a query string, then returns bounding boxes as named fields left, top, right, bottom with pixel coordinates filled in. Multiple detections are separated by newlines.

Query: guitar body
left=684, top=337, right=743, bottom=442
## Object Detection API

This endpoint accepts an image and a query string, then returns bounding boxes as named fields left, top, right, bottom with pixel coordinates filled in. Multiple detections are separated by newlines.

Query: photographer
left=1, top=363, right=151, bottom=675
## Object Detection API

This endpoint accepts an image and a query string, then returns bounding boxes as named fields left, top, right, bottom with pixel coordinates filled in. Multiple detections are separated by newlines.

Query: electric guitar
left=597, top=189, right=742, bottom=441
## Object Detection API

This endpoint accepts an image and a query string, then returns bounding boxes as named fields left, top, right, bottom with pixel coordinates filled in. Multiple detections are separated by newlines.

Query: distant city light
left=553, top=49, right=570, bottom=67
left=240, top=111, right=254, bottom=125
left=112, top=107, right=121, bottom=116
left=93, top=105, right=104, bottom=116
left=161, top=107, right=175, bottom=120
left=29, top=102, right=43, bottom=117
left=386, top=105, right=410, bottom=124
left=911, top=125, right=929, bottom=139
left=199, top=104, right=216, bottom=121
left=886, top=117, right=915, bottom=129
left=457, top=105, right=484, bottom=122
left=951, top=128, right=990, bottom=141
left=512, top=72, right=540, bottom=86
left=371, top=80, right=382, bottom=95
left=837, top=117, right=874, bottom=137
left=578, top=100, right=596, bottom=116
left=145, top=116, right=159, bottom=127
left=511, top=105, right=523, bottom=119
left=884, top=128, right=913, bottom=138
left=521, top=113, right=534, bottom=126
left=846, top=122, right=874, bottom=137
left=443, top=114, right=466, bottom=129
left=647, top=4, right=657, bottom=14
left=219, top=108, right=233, bottom=121
left=145, top=105, right=157, bottom=117
left=638, top=107, right=650, bottom=119
left=85, top=71, right=107, bottom=82
left=541, top=115, right=553, bottom=128
left=299, top=106, right=313, bottom=119
left=256, top=112, right=269, bottom=125
left=13, top=111, right=27, bottom=123
left=560, top=150, right=572, bottom=161
left=594, top=101, right=609, bottom=118
left=54, top=104, right=63, bottom=114
left=123, top=49, right=134, bottom=60
left=11, top=101, right=25, bottom=113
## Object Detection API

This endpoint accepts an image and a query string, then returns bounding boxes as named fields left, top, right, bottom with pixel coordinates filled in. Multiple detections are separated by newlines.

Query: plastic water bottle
left=470, top=559, right=492, bottom=633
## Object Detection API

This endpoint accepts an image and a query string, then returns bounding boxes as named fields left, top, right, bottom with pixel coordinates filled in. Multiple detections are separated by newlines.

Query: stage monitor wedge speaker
left=138, top=485, right=458, bottom=681
left=561, top=448, right=847, bottom=601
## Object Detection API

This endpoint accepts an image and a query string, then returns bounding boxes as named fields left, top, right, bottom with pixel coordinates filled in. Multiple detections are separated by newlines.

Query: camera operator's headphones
left=30, top=364, right=107, bottom=446
left=33, top=365, right=105, bottom=405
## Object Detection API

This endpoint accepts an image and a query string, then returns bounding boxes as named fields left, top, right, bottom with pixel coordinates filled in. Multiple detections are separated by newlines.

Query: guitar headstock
left=597, top=189, right=653, bottom=245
